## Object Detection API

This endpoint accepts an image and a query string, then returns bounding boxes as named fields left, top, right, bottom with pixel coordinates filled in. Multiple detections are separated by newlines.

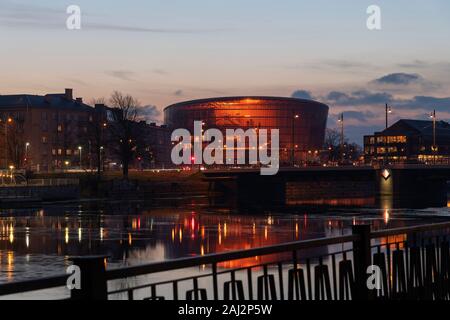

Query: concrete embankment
left=0, top=184, right=80, bottom=207
left=30, top=171, right=210, bottom=200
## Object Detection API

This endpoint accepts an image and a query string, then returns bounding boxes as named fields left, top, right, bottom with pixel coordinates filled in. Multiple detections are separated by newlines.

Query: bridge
left=203, top=165, right=450, bottom=208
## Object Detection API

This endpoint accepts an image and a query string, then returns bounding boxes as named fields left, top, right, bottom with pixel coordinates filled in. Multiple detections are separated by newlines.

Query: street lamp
left=3, top=117, right=13, bottom=169
left=78, top=146, right=82, bottom=169
left=384, top=104, right=392, bottom=165
left=100, top=146, right=104, bottom=172
left=291, top=113, right=300, bottom=166
left=337, top=113, right=344, bottom=164
left=385, top=103, right=392, bottom=129
left=430, top=110, right=437, bottom=164
left=25, top=142, right=30, bottom=169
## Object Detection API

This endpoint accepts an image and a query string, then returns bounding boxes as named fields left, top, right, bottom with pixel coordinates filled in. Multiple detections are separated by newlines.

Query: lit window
left=58, top=149, right=62, bottom=155
left=42, top=136, right=47, bottom=143
left=57, top=125, right=62, bottom=132
left=66, top=149, right=72, bottom=155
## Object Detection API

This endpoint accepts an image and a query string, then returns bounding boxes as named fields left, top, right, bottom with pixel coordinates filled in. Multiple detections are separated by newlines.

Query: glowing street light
left=25, top=142, right=30, bottom=157
left=291, top=113, right=300, bottom=166
left=338, top=113, right=344, bottom=163
left=78, top=146, right=82, bottom=169
left=385, top=103, right=392, bottom=129
left=430, top=110, right=437, bottom=163
left=3, top=117, right=13, bottom=169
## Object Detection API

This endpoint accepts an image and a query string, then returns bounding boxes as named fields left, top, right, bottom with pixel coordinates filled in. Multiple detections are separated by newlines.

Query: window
left=42, top=136, right=48, bottom=143
left=66, top=149, right=72, bottom=155
left=388, top=147, right=398, bottom=153
left=57, top=125, right=62, bottom=132
left=387, top=136, right=407, bottom=144
left=52, top=149, right=56, bottom=155
left=57, top=149, right=62, bottom=155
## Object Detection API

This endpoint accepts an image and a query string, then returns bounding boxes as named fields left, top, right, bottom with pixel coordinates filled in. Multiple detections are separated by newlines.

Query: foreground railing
left=1, top=222, right=450, bottom=300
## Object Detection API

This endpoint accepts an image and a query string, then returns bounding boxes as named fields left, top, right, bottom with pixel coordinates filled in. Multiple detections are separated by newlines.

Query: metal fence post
left=70, top=255, right=108, bottom=300
left=352, top=224, right=373, bottom=300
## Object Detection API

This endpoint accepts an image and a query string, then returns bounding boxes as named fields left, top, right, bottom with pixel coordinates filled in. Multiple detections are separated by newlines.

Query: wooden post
left=352, top=224, right=373, bottom=300
left=70, top=255, right=108, bottom=300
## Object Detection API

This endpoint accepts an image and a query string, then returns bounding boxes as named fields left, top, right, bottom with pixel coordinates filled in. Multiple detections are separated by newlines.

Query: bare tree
left=324, top=128, right=341, bottom=147
left=324, top=128, right=362, bottom=163
left=107, top=91, right=141, bottom=178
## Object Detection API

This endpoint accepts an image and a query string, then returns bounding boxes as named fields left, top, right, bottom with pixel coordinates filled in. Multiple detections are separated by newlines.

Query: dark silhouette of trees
left=107, top=91, right=142, bottom=178
left=324, top=128, right=362, bottom=164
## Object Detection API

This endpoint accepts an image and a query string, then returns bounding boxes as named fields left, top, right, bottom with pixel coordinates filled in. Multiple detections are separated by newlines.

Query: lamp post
left=385, top=103, right=392, bottom=129
left=78, top=146, right=82, bottom=169
left=338, top=113, right=344, bottom=164
left=430, top=110, right=437, bottom=164
left=100, top=146, right=104, bottom=172
left=25, top=142, right=30, bottom=168
left=4, top=117, right=13, bottom=170
left=291, top=112, right=300, bottom=166
left=384, top=104, right=392, bottom=165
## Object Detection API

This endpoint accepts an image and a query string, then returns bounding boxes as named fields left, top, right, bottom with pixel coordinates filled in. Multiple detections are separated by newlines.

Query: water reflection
left=0, top=201, right=449, bottom=283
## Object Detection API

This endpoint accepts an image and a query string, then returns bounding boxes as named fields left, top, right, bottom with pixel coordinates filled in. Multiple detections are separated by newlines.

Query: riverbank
left=32, top=170, right=210, bottom=199
left=0, top=170, right=448, bottom=209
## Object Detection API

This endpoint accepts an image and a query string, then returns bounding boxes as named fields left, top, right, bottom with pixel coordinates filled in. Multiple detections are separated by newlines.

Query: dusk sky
left=1, top=0, right=450, bottom=143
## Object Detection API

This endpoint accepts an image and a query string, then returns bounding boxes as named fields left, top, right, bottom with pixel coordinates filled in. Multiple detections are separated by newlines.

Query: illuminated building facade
left=364, top=119, right=450, bottom=164
left=164, top=96, right=329, bottom=166
left=0, top=88, right=92, bottom=171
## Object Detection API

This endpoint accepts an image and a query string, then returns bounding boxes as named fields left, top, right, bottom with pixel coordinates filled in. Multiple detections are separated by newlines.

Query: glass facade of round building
left=164, top=97, right=329, bottom=165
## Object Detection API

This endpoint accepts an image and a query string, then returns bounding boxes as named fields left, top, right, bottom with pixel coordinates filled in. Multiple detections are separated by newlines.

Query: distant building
left=94, top=104, right=171, bottom=170
left=364, top=119, right=450, bottom=164
left=135, top=121, right=171, bottom=169
left=0, top=89, right=93, bottom=171
left=0, top=89, right=172, bottom=172
left=164, top=96, right=329, bottom=166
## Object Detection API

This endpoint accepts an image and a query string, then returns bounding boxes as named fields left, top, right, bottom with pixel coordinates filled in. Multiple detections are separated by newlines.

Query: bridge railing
left=1, top=222, right=450, bottom=300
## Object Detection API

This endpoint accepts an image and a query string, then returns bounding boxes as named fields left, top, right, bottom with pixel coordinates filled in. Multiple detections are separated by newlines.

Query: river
left=1, top=196, right=449, bottom=285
